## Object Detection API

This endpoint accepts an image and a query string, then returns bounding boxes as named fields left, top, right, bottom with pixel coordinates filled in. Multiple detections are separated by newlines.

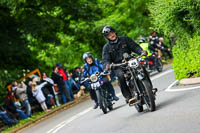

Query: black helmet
left=102, top=25, right=116, bottom=38
left=138, top=37, right=146, bottom=43
left=83, top=52, right=93, bottom=63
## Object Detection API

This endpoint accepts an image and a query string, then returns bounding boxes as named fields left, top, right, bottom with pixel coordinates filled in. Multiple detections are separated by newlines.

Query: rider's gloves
left=141, top=50, right=148, bottom=56
left=103, top=70, right=109, bottom=74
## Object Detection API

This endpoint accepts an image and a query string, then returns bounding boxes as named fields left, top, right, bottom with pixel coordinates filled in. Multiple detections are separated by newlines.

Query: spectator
left=0, top=106, right=18, bottom=126
left=73, top=66, right=90, bottom=91
left=12, top=81, right=31, bottom=117
left=68, top=72, right=85, bottom=98
left=5, top=90, right=28, bottom=120
left=51, top=66, right=72, bottom=104
left=68, top=72, right=80, bottom=93
left=72, top=67, right=82, bottom=88
left=57, top=66, right=74, bottom=100
left=42, top=73, right=57, bottom=107
left=31, top=81, right=49, bottom=111
left=27, top=80, right=41, bottom=107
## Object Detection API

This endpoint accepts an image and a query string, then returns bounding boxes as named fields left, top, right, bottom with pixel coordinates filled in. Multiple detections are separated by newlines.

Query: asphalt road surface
left=22, top=65, right=200, bottom=133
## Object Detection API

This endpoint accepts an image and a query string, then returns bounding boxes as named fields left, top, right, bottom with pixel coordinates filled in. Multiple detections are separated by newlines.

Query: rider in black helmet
left=102, top=26, right=118, bottom=44
left=102, top=25, right=147, bottom=105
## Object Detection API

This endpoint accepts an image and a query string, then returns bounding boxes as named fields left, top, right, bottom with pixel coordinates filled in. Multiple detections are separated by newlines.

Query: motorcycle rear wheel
left=157, top=59, right=163, bottom=72
left=141, top=78, right=156, bottom=112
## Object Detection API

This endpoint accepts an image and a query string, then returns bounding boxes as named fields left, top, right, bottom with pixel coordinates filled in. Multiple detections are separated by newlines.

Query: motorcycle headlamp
left=90, top=74, right=98, bottom=82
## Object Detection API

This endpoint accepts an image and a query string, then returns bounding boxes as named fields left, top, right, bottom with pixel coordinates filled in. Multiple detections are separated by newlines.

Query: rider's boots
left=93, top=102, right=98, bottom=109
left=113, top=96, right=119, bottom=101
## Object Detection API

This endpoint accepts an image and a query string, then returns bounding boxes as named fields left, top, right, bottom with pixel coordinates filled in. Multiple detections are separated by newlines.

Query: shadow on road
left=95, top=104, right=127, bottom=117
left=126, top=92, right=188, bottom=119
left=156, top=92, right=188, bottom=110
left=150, top=71, right=159, bottom=77
left=111, top=103, right=127, bottom=111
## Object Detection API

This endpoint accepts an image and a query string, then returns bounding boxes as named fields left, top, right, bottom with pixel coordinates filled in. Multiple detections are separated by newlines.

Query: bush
left=172, top=35, right=200, bottom=79
left=149, top=0, right=200, bottom=80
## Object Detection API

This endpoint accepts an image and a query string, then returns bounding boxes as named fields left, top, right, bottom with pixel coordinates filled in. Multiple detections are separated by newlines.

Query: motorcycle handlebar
left=110, top=54, right=143, bottom=68
left=80, top=71, right=111, bottom=83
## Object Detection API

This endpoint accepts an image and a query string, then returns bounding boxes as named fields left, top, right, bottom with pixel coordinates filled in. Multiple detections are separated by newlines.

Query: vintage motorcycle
left=140, top=52, right=163, bottom=73
left=81, top=72, right=114, bottom=114
left=111, top=53, right=157, bottom=112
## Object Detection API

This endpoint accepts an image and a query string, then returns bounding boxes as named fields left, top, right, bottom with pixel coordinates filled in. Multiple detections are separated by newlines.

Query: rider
left=102, top=25, right=147, bottom=105
left=148, top=31, right=160, bottom=53
left=82, top=52, right=119, bottom=109
left=138, top=37, right=158, bottom=70
left=158, top=37, right=173, bottom=59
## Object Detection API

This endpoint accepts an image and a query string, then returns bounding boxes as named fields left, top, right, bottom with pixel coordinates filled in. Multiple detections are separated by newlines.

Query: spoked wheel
left=100, top=97, right=108, bottom=114
left=157, top=58, right=163, bottom=72
left=99, top=91, right=108, bottom=114
left=135, top=104, right=143, bottom=112
left=108, top=101, right=113, bottom=111
left=140, top=78, right=156, bottom=112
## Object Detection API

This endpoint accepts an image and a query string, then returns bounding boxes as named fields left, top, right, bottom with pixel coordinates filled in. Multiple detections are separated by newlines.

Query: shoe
left=152, top=88, right=158, bottom=95
left=113, top=96, right=119, bottom=101
left=125, top=99, right=129, bottom=104
left=128, top=97, right=137, bottom=105
left=93, top=103, right=98, bottom=109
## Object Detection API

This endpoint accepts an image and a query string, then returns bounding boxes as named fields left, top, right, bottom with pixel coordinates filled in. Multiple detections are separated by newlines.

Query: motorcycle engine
left=124, top=71, right=131, bottom=81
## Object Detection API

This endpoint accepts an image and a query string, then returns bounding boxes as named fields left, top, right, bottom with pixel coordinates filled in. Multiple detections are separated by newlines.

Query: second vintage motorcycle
left=81, top=72, right=114, bottom=114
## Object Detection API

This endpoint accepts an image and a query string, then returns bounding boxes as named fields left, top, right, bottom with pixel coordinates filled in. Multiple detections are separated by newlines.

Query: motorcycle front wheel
left=135, top=104, right=143, bottom=112
left=108, top=103, right=113, bottom=111
left=97, top=89, right=108, bottom=114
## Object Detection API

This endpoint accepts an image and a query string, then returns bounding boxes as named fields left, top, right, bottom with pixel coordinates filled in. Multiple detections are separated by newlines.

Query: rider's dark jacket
left=102, top=36, right=143, bottom=67
left=148, top=35, right=159, bottom=52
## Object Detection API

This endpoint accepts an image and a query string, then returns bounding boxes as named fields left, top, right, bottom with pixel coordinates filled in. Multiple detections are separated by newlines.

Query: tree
left=0, top=0, right=152, bottom=104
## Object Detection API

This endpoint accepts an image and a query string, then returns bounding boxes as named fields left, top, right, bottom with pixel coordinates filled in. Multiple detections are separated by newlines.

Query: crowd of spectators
left=0, top=64, right=87, bottom=127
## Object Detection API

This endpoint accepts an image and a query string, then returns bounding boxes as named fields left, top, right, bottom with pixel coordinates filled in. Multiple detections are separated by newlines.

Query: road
left=21, top=66, right=200, bottom=133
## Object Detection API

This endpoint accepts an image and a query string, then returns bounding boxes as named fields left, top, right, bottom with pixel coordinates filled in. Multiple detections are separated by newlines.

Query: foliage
left=95, top=0, right=151, bottom=39
left=0, top=0, right=152, bottom=104
left=173, top=35, right=200, bottom=79
left=149, top=0, right=200, bottom=80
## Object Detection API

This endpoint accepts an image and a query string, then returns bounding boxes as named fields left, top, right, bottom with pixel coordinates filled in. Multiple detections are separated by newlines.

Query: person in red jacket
left=57, top=66, right=74, bottom=100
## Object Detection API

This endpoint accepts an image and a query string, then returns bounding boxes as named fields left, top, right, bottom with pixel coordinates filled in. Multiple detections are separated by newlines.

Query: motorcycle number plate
left=128, top=59, right=138, bottom=68
left=91, top=82, right=101, bottom=89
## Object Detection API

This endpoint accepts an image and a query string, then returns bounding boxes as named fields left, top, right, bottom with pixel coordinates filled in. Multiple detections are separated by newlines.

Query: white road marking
left=47, top=107, right=93, bottom=133
left=165, top=80, right=200, bottom=92
left=47, top=69, right=173, bottom=133
left=165, top=80, right=178, bottom=92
